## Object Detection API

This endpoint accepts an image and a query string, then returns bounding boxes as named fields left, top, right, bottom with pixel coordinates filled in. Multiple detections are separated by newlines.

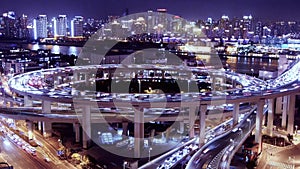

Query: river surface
left=0, top=42, right=280, bottom=74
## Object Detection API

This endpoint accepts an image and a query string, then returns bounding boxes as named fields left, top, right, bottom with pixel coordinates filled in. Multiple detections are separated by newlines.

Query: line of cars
left=156, top=144, right=198, bottom=169
left=0, top=125, right=37, bottom=156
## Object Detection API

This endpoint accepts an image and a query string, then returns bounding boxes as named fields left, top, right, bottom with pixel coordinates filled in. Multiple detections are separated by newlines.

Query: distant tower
left=71, top=16, right=83, bottom=37
left=17, top=14, right=29, bottom=39
left=53, top=15, right=67, bottom=37
left=33, top=15, right=47, bottom=39
left=2, top=11, right=17, bottom=38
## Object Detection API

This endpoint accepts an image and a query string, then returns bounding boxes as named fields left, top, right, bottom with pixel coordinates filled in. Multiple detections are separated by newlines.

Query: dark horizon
left=0, top=0, right=300, bottom=22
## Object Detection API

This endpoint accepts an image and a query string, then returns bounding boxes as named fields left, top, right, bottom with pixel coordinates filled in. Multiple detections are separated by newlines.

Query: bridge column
left=53, top=76, right=61, bottom=88
left=85, top=73, right=90, bottom=85
left=122, top=122, right=128, bottom=136
left=189, top=106, right=197, bottom=139
left=287, top=94, right=296, bottom=135
left=73, top=123, right=80, bottom=143
left=199, top=104, right=207, bottom=146
left=232, top=103, right=239, bottom=126
left=255, top=99, right=264, bottom=154
left=178, top=122, right=184, bottom=134
left=24, top=95, right=33, bottom=107
left=267, top=99, right=274, bottom=136
left=37, top=121, right=42, bottom=131
left=134, top=107, right=144, bottom=158
left=26, top=120, right=34, bottom=140
left=42, top=100, right=52, bottom=138
left=275, top=97, right=282, bottom=115
left=82, top=105, right=91, bottom=149
left=282, top=96, right=289, bottom=128
left=73, top=72, right=78, bottom=81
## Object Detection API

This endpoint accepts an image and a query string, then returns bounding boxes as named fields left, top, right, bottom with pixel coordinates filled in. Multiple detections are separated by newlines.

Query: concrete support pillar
left=73, top=123, right=80, bottom=143
left=275, top=97, right=282, bottom=114
left=199, top=104, right=207, bottom=146
left=282, top=96, right=289, bottom=128
left=38, top=121, right=42, bottom=131
left=267, top=99, right=274, bottom=136
left=26, top=120, right=34, bottom=140
left=287, top=94, right=296, bottom=135
left=179, top=122, right=184, bottom=134
left=73, top=72, right=78, bottom=81
left=24, top=95, right=33, bottom=107
left=82, top=105, right=91, bottom=149
left=42, top=100, right=52, bottom=138
left=189, top=106, right=197, bottom=138
left=211, top=76, right=216, bottom=91
left=232, top=103, right=240, bottom=126
left=3, top=100, right=7, bottom=108
left=255, top=99, right=264, bottom=154
left=85, top=73, right=90, bottom=85
left=53, top=76, right=60, bottom=88
left=134, top=107, right=144, bottom=158
left=122, top=122, right=128, bottom=136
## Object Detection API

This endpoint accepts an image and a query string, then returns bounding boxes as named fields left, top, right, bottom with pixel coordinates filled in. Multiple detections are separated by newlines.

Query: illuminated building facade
left=71, top=16, right=83, bottom=37
left=34, top=15, right=47, bottom=39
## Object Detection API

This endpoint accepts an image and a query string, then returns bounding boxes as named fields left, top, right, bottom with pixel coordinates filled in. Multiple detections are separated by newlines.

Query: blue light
left=33, top=19, right=37, bottom=40
left=71, top=19, right=74, bottom=37
left=53, top=18, right=57, bottom=36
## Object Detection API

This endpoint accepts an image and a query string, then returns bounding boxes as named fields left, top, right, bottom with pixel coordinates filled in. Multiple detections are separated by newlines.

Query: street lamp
left=230, top=139, right=234, bottom=146
left=238, top=128, right=243, bottom=139
left=250, top=69, right=254, bottom=77
left=295, top=125, right=298, bottom=135
left=123, top=161, right=128, bottom=169
left=247, top=118, right=251, bottom=132
left=148, top=147, right=152, bottom=162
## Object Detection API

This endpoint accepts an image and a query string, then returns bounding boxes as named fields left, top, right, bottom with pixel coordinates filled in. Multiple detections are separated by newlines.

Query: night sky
left=1, top=0, right=300, bottom=21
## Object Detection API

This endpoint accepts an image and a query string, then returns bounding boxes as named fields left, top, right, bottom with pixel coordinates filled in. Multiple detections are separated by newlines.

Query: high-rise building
left=0, top=16, right=5, bottom=37
left=71, top=16, right=83, bottom=37
left=156, top=8, right=167, bottom=32
left=17, top=14, right=29, bottom=39
left=33, top=15, right=47, bottom=39
left=146, top=10, right=155, bottom=33
left=255, top=21, right=263, bottom=37
left=53, top=15, right=67, bottom=36
left=3, top=11, right=17, bottom=38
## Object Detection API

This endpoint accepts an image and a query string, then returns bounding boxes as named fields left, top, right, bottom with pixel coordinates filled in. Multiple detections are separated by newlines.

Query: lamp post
left=247, top=118, right=251, bottom=132
left=250, top=69, right=254, bottom=77
left=148, top=147, right=152, bottom=162
left=123, top=161, right=128, bottom=169
left=295, top=125, right=298, bottom=135
left=230, top=139, right=234, bottom=146
left=238, top=128, right=243, bottom=139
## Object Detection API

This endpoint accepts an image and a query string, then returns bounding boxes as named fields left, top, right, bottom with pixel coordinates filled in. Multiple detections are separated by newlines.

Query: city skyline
left=0, top=0, right=300, bottom=21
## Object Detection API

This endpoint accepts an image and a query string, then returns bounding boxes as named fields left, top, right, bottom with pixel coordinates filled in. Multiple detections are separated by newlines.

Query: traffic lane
left=191, top=133, right=233, bottom=168
left=17, top=124, right=76, bottom=169
left=0, top=135, right=48, bottom=169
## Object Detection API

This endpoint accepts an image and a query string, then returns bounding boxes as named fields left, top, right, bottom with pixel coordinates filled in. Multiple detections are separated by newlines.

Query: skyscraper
left=17, top=14, right=29, bottom=39
left=71, top=16, right=83, bottom=37
left=3, top=11, right=17, bottom=38
left=54, top=15, right=67, bottom=36
left=34, top=15, right=47, bottom=39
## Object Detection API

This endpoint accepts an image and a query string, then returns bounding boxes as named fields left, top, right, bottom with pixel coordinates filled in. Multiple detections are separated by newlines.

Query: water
left=0, top=43, right=82, bottom=56
left=0, top=42, right=280, bottom=74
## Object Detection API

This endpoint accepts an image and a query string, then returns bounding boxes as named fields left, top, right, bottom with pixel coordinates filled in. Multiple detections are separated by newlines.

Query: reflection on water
left=225, top=56, right=278, bottom=74
left=23, top=44, right=82, bottom=56
left=0, top=42, right=279, bottom=73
